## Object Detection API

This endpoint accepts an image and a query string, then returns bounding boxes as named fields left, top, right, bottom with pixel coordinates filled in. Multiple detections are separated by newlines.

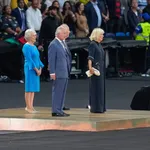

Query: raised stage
left=0, top=107, right=150, bottom=132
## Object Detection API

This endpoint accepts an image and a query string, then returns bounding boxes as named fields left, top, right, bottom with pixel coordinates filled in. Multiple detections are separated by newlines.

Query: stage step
left=0, top=107, right=150, bottom=132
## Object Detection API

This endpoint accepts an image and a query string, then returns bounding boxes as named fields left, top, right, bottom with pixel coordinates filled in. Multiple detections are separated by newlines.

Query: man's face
left=132, top=0, right=138, bottom=8
left=18, top=0, right=25, bottom=9
left=58, top=28, right=70, bottom=40
left=32, top=0, right=38, bottom=9
left=50, top=9, right=57, bottom=16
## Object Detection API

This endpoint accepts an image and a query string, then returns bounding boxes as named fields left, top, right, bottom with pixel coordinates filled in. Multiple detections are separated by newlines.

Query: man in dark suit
left=48, top=24, right=72, bottom=117
left=85, top=0, right=102, bottom=33
left=38, top=6, right=60, bottom=82
left=11, top=0, right=27, bottom=31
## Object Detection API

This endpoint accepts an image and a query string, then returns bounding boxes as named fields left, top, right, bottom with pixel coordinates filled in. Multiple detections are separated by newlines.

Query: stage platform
left=0, top=107, right=150, bottom=132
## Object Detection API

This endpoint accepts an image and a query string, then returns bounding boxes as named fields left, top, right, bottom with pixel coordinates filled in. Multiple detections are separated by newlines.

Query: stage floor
left=0, top=107, right=150, bottom=132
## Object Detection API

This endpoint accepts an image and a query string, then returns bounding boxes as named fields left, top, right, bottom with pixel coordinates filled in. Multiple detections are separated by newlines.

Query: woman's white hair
left=55, top=24, right=69, bottom=36
left=89, top=28, right=104, bottom=42
left=24, top=29, right=36, bottom=41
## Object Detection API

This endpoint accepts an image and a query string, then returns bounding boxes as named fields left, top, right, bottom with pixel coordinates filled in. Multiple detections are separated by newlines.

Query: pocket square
left=86, top=67, right=100, bottom=77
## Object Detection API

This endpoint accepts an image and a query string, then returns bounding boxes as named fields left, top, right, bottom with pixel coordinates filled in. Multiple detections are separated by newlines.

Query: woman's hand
left=34, top=68, right=41, bottom=76
left=36, top=70, right=41, bottom=76
left=89, top=67, right=94, bottom=74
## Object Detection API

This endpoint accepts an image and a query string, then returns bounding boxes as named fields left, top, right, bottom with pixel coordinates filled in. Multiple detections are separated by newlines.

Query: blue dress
left=22, top=43, right=44, bottom=92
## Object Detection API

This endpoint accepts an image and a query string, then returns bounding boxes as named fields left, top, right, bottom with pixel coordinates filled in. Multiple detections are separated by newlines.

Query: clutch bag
left=86, top=67, right=100, bottom=77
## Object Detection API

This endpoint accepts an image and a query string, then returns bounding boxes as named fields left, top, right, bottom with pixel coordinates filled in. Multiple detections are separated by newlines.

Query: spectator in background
left=12, top=0, right=27, bottom=31
left=75, top=2, right=89, bottom=37
left=143, top=0, right=150, bottom=15
left=0, top=0, right=11, bottom=7
left=40, top=3, right=48, bottom=20
left=62, top=1, right=76, bottom=37
left=45, top=0, right=54, bottom=8
left=38, top=6, right=60, bottom=81
left=1, top=5, right=22, bottom=40
left=57, top=0, right=66, bottom=11
left=11, top=0, right=28, bottom=9
left=85, top=0, right=102, bottom=34
left=138, top=0, right=147, bottom=11
left=127, top=0, right=141, bottom=37
left=26, top=0, right=42, bottom=34
left=135, top=13, right=150, bottom=43
left=98, top=0, right=109, bottom=32
left=52, top=0, right=63, bottom=24
left=79, top=0, right=89, bottom=5
left=106, top=0, right=125, bottom=33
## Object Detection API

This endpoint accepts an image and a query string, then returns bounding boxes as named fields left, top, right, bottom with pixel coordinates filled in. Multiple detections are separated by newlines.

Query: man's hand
left=50, top=74, right=56, bottom=80
left=38, top=45, right=44, bottom=52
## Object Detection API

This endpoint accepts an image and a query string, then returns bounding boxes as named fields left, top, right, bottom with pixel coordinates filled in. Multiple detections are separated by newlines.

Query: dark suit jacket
left=85, top=1, right=102, bottom=32
left=127, top=9, right=141, bottom=35
left=12, top=8, right=26, bottom=29
left=48, top=38, right=72, bottom=78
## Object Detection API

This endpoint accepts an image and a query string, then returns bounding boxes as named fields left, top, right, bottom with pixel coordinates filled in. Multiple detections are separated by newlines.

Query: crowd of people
left=0, top=0, right=150, bottom=81
left=0, top=0, right=150, bottom=114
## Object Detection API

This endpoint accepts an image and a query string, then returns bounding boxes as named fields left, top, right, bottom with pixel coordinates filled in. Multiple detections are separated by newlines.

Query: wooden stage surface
left=0, top=107, right=150, bottom=132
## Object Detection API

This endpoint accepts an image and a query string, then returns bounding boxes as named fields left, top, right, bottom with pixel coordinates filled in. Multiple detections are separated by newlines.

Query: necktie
left=61, top=40, right=68, bottom=53
left=20, top=9, right=26, bottom=31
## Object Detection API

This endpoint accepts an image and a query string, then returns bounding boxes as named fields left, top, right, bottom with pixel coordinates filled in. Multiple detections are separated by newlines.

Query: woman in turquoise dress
left=22, top=29, right=44, bottom=113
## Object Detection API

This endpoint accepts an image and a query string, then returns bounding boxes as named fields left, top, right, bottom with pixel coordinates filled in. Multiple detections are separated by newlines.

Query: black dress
left=88, top=40, right=106, bottom=113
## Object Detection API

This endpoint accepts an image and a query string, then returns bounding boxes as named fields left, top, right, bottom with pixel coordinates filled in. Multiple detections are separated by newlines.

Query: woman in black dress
left=88, top=28, right=106, bottom=113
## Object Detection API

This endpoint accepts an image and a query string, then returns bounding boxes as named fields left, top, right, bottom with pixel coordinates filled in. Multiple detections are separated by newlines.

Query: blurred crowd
left=0, top=0, right=150, bottom=81
left=0, top=0, right=150, bottom=42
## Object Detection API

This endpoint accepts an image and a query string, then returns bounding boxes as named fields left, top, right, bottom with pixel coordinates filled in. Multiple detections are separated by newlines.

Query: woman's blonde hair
left=89, top=28, right=104, bottom=42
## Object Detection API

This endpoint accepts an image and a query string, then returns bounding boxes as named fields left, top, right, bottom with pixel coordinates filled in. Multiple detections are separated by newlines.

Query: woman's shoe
left=32, top=108, right=38, bottom=113
left=25, top=107, right=36, bottom=113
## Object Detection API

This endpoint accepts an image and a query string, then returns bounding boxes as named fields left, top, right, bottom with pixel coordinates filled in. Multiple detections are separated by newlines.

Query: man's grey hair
left=24, top=29, right=36, bottom=41
left=55, top=24, right=69, bottom=36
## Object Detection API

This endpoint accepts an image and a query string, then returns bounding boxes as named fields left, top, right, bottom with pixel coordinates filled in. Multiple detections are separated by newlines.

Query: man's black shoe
left=63, top=107, right=70, bottom=110
left=52, top=113, right=69, bottom=117
left=62, top=112, right=70, bottom=116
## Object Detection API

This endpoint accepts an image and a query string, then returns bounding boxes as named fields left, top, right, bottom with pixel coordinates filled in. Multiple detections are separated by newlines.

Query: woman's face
left=53, top=1, right=59, bottom=9
left=79, top=3, right=84, bottom=11
left=30, top=32, right=37, bottom=43
left=4, top=6, right=11, bottom=15
left=64, top=2, right=71, bottom=10
left=99, top=33, right=104, bottom=42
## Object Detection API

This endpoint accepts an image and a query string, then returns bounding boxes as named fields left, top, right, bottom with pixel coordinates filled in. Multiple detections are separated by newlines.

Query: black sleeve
left=38, top=19, right=46, bottom=45
left=88, top=42, right=96, bottom=62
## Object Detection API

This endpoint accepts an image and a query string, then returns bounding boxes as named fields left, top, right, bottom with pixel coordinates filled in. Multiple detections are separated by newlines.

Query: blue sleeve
left=48, top=44, right=57, bottom=74
left=22, top=44, right=36, bottom=70
left=135, top=25, right=142, bottom=34
left=39, top=60, right=44, bottom=68
left=34, top=46, right=44, bottom=68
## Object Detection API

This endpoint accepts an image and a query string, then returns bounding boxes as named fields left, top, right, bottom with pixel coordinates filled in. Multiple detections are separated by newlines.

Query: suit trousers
left=52, top=78, right=68, bottom=114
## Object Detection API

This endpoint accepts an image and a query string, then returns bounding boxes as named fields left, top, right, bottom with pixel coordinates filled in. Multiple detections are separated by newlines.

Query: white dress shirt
left=91, top=1, right=102, bottom=27
left=26, top=6, right=42, bottom=31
